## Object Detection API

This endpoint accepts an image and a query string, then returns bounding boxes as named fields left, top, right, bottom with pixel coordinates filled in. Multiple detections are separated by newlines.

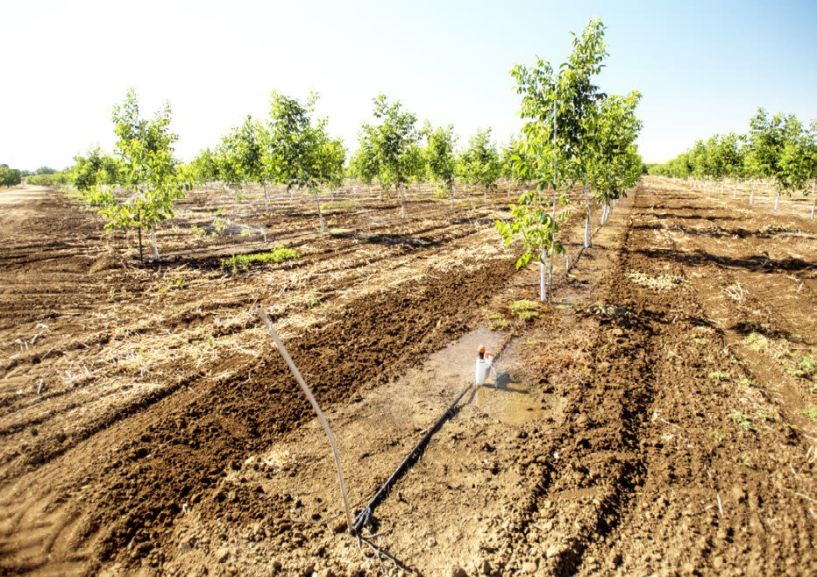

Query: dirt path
left=0, top=185, right=52, bottom=225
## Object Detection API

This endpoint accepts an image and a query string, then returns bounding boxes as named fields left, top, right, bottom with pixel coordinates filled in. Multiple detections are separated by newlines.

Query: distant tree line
left=0, top=164, right=23, bottom=186
left=650, top=110, right=817, bottom=205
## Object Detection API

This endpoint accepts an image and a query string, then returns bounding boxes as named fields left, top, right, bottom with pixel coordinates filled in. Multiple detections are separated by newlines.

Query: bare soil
left=0, top=179, right=815, bottom=576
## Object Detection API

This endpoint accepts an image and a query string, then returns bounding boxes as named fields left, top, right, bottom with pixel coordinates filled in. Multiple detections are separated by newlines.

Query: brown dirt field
left=0, top=179, right=815, bottom=576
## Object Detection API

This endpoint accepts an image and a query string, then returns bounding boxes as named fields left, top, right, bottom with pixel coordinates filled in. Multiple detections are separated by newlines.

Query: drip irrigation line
left=353, top=333, right=512, bottom=534
left=358, top=535, right=419, bottom=575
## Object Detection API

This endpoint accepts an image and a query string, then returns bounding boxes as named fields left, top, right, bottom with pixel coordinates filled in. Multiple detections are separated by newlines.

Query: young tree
left=500, top=136, right=528, bottom=198
left=460, top=128, right=501, bottom=202
left=189, top=147, right=220, bottom=190
left=265, top=91, right=346, bottom=233
left=348, top=132, right=379, bottom=197
left=423, top=123, right=457, bottom=209
left=775, top=118, right=812, bottom=214
left=587, top=91, right=643, bottom=226
left=313, top=136, right=346, bottom=233
left=743, top=108, right=800, bottom=210
left=0, top=164, right=23, bottom=187
left=360, top=94, right=419, bottom=219
left=501, top=19, right=608, bottom=300
left=214, top=135, right=243, bottom=193
left=88, top=89, right=189, bottom=263
left=233, top=116, right=270, bottom=209
left=72, top=147, right=120, bottom=191
left=809, top=121, right=817, bottom=219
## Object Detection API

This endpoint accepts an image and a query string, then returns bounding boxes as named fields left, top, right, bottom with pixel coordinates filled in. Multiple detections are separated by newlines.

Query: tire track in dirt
left=481, top=185, right=661, bottom=575
left=572, top=183, right=817, bottom=576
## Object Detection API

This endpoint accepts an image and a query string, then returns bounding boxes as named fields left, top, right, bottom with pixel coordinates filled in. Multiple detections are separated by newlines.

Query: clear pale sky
left=1, top=0, right=815, bottom=170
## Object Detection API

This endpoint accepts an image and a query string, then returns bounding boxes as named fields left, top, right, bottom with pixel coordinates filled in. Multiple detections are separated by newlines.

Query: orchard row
left=25, top=19, right=644, bottom=301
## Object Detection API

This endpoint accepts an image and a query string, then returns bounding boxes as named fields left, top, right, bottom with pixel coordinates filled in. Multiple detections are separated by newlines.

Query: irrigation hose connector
left=256, top=307, right=354, bottom=534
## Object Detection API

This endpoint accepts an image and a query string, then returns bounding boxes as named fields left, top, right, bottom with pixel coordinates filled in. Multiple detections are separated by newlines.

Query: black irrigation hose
left=353, top=333, right=512, bottom=534
left=352, top=381, right=473, bottom=534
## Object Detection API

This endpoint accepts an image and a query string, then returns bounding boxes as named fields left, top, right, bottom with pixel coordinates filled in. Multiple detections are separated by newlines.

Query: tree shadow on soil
left=359, top=234, right=442, bottom=249
left=650, top=213, right=734, bottom=221
left=633, top=224, right=813, bottom=241
left=635, top=247, right=815, bottom=274
left=731, top=320, right=793, bottom=341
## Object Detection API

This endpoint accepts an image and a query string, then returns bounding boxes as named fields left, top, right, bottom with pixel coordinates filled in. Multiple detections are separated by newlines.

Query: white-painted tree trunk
left=539, top=249, right=547, bottom=302
left=774, top=193, right=780, bottom=212
left=150, top=228, right=160, bottom=262
left=315, top=193, right=326, bottom=234
left=399, top=186, right=407, bottom=219
left=583, top=184, right=591, bottom=249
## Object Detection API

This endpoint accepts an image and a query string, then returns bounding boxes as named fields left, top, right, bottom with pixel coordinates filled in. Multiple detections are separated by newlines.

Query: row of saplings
left=52, top=19, right=642, bottom=302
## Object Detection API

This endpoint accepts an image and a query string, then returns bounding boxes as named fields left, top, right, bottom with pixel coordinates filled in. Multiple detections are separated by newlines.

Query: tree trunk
left=749, top=186, right=754, bottom=205
left=811, top=195, right=816, bottom=220
left=316, top=191, right=326, bottom=234
left=399, top=186, right=407, bottom=219
left=262, top=183, right=270, bottom=211
left=539, top=249, right=547, bottom=302
left=774, top=192, right=780, bottom=212
left=449, top=183, right=455, bottom=211
left=150, top=228, right=160, bottom=262
left=137, top=225, right=143, bottom=263
left=583, top=183, right=591, bottom=249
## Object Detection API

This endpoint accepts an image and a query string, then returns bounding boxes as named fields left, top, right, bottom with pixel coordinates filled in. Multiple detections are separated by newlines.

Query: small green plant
left=728, top=410, right=755, bottom=431
left=693, top=337, right=708, bottom=345
left=803, top=407, right=817, bottom=422
left=213, top=208, right=226, bottom=216
left=488, top=312, right=509, bottom=331
left=191, top=225, right=206, bottom=237
left=213, top=217, right=227, bottom=235
left=220, top=248, right=300, bottom=270
left=738, top=377, right=755, bottom=388
left=743, top=332, right=766, bottom=348
left=240, top=226, right=253, bottom=237
left=627, top=271, right=683, bottom=291
left=785, top=356, right=815, bottom=379
left=509, top=300, right=541, bottom=321
left=320, top=200, right=354, bottom=212
left=755, top=409, right=778, bottom=422
left=759, top=224, right=797, bottom=235
left=302, top=292, right=324, bottom=309
left=709, top=371, right=730, bottom=382
left=433, top=185, right=450, bottom=201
